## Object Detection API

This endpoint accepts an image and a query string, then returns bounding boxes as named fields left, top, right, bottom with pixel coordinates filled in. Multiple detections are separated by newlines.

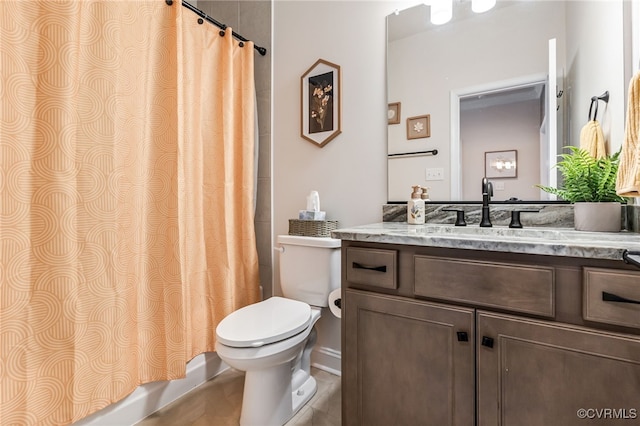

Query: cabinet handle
left=481, top=336, right=494, bottom=348
left=622, top=250, right=640, bottom=269
left=456, top=331, right=469, bottom=342
left=352, top=262, right=387, bottom=273
left=602, top=291, right=640, bottom=305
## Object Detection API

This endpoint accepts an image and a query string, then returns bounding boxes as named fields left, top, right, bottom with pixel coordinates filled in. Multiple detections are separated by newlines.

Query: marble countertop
left=332, top=222, right=640, bottom=261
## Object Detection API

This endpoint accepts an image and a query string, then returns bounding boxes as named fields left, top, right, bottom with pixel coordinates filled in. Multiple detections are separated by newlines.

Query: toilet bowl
left=215, top=298, right=321, bottom=425
left=215, top=235, right=341, bottom=426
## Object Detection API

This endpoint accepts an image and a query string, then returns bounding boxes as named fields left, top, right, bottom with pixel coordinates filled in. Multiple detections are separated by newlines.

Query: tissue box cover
left=298, top=210, right=326, bottom=220
left=289, top=219, right=338, bottom=237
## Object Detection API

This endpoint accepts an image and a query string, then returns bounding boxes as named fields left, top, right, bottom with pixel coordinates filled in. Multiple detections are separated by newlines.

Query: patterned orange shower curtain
left=0, top=1, right=260, bottom=424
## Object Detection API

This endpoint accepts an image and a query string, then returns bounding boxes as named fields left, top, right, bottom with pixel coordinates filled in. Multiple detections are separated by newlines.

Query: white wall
left=273, top=0, right=410, bottom=371
left=461, top=99, right=542, bottom=200
left=565, top=0, right=625, bottom=153
left=273, top=0, right=405, bottom=232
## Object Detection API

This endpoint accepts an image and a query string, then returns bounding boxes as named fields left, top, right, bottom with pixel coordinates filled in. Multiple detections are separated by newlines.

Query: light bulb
left=431, top=0, right=452, bottom=25
left=472, top=0, right=496, bottom=14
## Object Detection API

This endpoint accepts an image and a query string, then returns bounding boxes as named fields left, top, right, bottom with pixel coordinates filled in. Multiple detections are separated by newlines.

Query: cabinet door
left=343, top=289, right=475, bottom=426
left=477, top=311, right=640, bottom=426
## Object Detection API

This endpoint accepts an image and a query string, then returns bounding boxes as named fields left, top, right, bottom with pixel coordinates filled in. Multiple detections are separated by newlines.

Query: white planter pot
left=573, top=202, right=622, bottom=232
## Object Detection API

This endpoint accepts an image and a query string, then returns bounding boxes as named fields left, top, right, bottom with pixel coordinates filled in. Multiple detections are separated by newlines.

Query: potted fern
left=537, top=146, right=626, bottom=232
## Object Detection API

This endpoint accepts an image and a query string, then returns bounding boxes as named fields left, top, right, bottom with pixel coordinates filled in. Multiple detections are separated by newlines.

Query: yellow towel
left=616, top=71, right=640, bottom=197
left=579, top=120, right=607, bottom=159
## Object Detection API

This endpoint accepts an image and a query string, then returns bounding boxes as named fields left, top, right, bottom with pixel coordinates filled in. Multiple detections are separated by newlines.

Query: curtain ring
left=197, top=18, right=204, bottom=25
left=239, top=41, right=244, bottom=48
left=165, top=0, right=173, bottom=5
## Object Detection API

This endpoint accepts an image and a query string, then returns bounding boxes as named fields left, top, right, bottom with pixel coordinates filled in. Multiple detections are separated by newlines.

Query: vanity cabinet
left=477, top=311, right=640, bottom=426
left=341, top=241, right=640, bottom=426
left=343, top=289, right=475, bottom=426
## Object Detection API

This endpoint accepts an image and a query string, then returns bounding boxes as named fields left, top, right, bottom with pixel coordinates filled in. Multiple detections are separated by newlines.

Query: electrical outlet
left=494, top=181, right=505, bottom=191
left=425, top=168, right=444, bottom=181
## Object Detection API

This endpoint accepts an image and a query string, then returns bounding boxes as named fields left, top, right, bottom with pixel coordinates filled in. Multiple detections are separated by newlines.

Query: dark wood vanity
left=338, top=232, right=640, bottom=426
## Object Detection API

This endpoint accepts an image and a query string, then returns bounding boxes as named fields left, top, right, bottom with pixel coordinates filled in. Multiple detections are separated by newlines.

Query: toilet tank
left=277, top=235, right=341, bottom=307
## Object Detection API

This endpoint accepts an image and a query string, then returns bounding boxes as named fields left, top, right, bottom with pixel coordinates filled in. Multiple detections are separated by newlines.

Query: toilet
left=215, top=235, right=341, bottom=426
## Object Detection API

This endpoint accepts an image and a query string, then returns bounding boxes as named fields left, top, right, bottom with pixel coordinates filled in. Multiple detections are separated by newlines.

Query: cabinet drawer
left=345, top=247, right=397, bottom=289
left=414, top=256, right=555, bottom=317
left=583, top=267, right=640, bottom=329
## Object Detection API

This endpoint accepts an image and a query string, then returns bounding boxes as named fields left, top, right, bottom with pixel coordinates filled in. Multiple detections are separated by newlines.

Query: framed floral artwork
left=300, top=59, right=341, bottom=147
left=407, top=114, right=430, bottom=139
left=388, top=102, right=401, bottom=125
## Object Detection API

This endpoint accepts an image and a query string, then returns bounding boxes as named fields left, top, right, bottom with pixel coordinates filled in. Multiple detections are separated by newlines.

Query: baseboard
left=73, top=353, right=228, bottom=426
left=311, top=346, right=341, bottom=376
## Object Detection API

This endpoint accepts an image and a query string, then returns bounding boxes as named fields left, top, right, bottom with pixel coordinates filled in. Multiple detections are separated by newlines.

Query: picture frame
left=406, top=114, right=431, bottom=140
left=388, top=102, right=401, bottom=125
left=300, top=59, right=341, bottom=147
left=485, top=150, right=517, bottom=179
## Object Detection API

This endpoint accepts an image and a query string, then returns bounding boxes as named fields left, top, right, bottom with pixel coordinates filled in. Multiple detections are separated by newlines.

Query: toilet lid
left=216, top=297, right=312, bottom=348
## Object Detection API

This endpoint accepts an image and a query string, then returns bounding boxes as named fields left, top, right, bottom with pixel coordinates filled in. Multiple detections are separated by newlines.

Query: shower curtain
left=0, top=2, right=260, bottom=424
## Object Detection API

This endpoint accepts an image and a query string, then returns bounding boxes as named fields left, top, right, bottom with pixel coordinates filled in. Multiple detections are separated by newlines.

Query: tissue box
left=298, top=210, right=326, bottom=220
left=289, top=219, right=338, bottom=237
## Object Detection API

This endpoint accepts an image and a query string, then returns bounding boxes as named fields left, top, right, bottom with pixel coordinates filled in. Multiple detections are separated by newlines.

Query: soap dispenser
left=407, top=185, right=425, bottom=225
left=421, top=187, right=431, bottom=202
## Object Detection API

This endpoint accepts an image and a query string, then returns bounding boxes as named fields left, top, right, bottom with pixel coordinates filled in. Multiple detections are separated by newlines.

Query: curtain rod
left=165, top=0, right=267, bottom=56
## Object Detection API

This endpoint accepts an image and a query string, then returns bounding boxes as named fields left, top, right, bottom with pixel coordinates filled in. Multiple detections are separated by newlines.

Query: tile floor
left=137, top=367, right=341, bottom=426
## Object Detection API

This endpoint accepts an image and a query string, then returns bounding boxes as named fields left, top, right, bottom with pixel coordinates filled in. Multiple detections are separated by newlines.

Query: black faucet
left=480, top=177, right=493, bottom=227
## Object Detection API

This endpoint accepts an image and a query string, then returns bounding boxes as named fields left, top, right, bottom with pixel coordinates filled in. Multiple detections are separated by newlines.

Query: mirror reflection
left=387, top=0, right=627, bottom=202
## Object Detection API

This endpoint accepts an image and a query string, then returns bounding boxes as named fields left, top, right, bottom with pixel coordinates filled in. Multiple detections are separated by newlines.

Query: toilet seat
left=216, top=297, right=312, bottom=348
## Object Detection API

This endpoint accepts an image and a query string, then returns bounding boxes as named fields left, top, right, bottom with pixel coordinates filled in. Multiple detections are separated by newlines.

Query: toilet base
left=239, top=364, right=317, bottom=426
left=291, top=370, right=317, bottom=420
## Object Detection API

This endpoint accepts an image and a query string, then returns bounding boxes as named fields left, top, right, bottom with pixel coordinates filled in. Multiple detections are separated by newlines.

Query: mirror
left=387, top=0, right=628, bottom=202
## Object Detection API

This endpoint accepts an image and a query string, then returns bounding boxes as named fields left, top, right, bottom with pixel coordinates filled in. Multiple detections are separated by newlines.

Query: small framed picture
left=406, top=114, right=430, bottom=140
left=300, top=58, right=341, bottom=148
left=388, top=102, right=401, bottom=125
left=485, top=150, right=517, bottom=179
